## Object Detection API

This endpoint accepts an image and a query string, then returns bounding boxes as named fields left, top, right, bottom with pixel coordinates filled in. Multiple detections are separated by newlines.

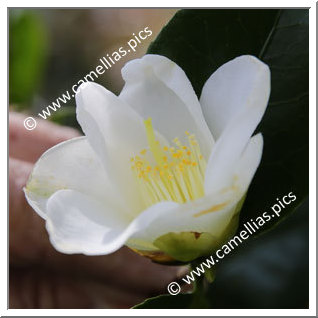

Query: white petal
left=119, top=54, right=214, bottom=158
left=203, top=57, right=269, bottom=194
left=46, top=190, right=127, bottom=255
left=204, top=102, right=265, bottom=195
left=93, top=191, right=234, bottom=254
left=234, top=133, right=264, bottom=191
left=200, top=55, right=270, bottom=140
left=47, top=188, right=180, bottom=255
left=24, top=137, right=126, bottom=219
left=45, top=184, right=244, bottom=256
left=75, top=82, right=158, bottom=214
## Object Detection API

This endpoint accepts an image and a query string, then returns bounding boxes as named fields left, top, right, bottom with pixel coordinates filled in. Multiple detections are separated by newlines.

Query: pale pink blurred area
left=9, top=111, right=81, bottom=163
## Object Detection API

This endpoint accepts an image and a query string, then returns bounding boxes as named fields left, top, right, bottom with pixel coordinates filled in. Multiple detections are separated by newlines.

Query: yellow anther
left=172, top=150, right=183, bottom=159
left=136, top=161, right=143, bottom=167
left=131, top=118, right=206, bottom=208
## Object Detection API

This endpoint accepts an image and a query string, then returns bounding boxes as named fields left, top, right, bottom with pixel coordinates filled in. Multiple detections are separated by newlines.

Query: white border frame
left=3, top=1, right=316, bottom=316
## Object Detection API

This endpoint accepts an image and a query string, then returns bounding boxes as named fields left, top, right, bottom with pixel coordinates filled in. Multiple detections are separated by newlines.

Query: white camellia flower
left=25, top=54, right=270, bottom=263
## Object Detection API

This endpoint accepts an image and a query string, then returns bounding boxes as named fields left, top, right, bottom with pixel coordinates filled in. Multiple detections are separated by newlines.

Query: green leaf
left=9, top=9, right=48, bottom=108
left=148, top=8, right=309, bottom=236
left=207, top=198, right=308, bottom=308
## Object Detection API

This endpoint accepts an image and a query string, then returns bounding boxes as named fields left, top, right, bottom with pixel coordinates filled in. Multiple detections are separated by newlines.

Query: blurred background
left=9, top=8, right=177, bottom=127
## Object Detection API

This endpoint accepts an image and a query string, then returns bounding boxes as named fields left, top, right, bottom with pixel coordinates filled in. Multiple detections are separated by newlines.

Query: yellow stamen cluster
left=131, top=118, right=207, bottom=208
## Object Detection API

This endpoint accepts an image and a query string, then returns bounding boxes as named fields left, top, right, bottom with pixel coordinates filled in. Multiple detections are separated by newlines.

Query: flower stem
left=188, top=260, right=216, bottom=308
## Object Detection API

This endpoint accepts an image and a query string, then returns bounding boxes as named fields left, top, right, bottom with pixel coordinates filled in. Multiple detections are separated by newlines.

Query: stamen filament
left=131, top=118, right=207, bottom=208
